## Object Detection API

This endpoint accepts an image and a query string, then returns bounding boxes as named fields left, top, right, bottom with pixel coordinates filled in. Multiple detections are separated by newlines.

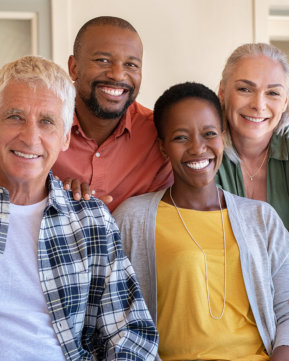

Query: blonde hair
left=0, top=56, right=75, bottom=135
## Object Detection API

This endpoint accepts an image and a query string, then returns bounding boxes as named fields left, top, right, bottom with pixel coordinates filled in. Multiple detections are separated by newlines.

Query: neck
left=164, top=181, right=225, bottom=211
left=230, top=129, right=272, bottom=159
left=75, top=97, right=122, bottom=146
left=1, top=178, right=48, bottom=205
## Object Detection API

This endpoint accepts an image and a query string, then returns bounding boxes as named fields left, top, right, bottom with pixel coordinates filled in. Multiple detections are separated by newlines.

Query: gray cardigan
left=113, top=189, right=289, bottom=356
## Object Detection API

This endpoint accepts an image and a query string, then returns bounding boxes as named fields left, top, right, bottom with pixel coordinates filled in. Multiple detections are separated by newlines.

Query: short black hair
left=154, top=82, right=223, bottom=139
left=73, top=16, right=138, bottom=58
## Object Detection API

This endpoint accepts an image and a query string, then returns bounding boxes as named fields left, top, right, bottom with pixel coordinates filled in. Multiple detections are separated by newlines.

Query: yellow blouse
left=155, top=201, right=269, bottom=361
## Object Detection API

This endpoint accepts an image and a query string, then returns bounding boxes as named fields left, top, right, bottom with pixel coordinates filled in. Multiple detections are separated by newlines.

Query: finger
left=71, top=178, right=81, bottom=201
left=81, top=183, right=91, bottom=201
left=99, top=195, right=113, bottom=205
left=63, top=177, right=73, bottom=190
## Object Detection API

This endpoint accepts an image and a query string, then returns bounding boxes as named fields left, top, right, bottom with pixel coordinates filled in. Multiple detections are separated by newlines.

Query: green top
left=215, top=133, right=289, bottom=230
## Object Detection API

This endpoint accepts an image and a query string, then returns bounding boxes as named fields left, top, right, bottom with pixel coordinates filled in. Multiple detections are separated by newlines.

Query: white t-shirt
left=0, top=198, right=67, bottom=361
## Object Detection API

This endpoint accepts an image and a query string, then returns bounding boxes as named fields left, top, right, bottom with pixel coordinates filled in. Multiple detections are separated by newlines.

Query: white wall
left=51, top=0, right=269, bottom=109
left=270, top=0, right=289, bottom=10
left=0, top=0, right=51, bottom=59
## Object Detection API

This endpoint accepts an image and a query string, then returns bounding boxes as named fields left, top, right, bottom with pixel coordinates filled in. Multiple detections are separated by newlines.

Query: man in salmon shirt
left=53, top=16, right=173, bottom=211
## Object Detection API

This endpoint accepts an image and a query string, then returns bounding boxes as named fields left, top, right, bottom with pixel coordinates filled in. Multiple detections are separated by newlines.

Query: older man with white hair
left=0, top=56, right=158, bottom=361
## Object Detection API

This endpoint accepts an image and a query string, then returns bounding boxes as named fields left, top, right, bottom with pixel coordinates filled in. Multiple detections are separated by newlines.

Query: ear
left=157, top=137, right=168, bottom=159
left=61, top=131, right=71, bottom=152
left=221, top=129, right=226, bottom=143
left=68, top=55, right=78, bottom=81
left=218, top=80, right=224, bottom=104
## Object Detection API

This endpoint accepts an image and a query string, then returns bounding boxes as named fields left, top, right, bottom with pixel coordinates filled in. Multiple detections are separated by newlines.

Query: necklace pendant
left=250, top=176, right=253, bottom=181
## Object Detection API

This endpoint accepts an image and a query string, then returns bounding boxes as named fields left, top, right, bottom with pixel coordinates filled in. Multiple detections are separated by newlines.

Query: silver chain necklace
left=169, top=186, right=227, bottom=320
left=242, top=147, right=269, bottom=181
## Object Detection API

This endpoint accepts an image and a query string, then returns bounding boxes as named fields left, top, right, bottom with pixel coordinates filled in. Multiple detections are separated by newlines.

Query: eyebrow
left=2, top=108, right=23, bottom=117
left=91, top=51, right=142, bottom=64
left=172, top=128, right=189, bottom=133
left=236, top=79, right=285, bottom=88
left=3, top=108, right=58, bottom=121
left=172, top=125, right=218, bottom=133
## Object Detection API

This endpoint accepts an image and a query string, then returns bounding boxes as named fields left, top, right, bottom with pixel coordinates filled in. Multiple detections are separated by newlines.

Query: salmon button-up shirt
left=53, top=101, right=173, bottom=211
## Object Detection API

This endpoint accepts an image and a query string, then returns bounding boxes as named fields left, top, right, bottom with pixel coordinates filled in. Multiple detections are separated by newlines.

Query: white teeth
left=186, top=159, right=209, bottom=170
left=244, top=115, right=266, bottom=123
left=13, top=151, right=39, bottom=159
left=101, top=88, right=124, bottom=96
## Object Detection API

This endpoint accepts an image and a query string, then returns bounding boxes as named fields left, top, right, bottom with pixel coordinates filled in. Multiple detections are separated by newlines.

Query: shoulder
left=270, top=131, right=289, bottom=161
left=49, top=175, right=114, bottom=226
left=113, top=190, right=165, bottom=220
left=129, top=101, right=154, bottom=123
left=132, top=101, right=153, bottom=116
left=70, top=194, right=114, bottom=225
left=224, top=190, right=282, bottom=223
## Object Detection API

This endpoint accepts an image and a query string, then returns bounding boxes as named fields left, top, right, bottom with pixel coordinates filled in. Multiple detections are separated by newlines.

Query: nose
left=105, top=62, right=126, bottom=82
left=187, top=136, right=207, bottom=155
left=250, top=92, right=266, bottom=112
left=19, top=122, right=41, bottom=146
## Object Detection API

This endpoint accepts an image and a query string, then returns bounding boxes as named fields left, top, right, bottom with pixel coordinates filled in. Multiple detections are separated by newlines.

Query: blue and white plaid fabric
left=0, top=172, right=158, bottom=360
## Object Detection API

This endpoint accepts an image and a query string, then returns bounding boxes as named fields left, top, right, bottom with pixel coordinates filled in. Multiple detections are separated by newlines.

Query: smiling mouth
left=12, top=150, right=40, bottom=159
left=242, top=115, right=269, bottom=123
left=100, top=87, right=127, bottom=97
left=186, top=159, right=210, bottom=170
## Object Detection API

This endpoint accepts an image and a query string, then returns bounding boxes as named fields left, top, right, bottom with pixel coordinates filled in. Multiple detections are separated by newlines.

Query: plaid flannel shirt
left=0, top=172, right=158, bottom=361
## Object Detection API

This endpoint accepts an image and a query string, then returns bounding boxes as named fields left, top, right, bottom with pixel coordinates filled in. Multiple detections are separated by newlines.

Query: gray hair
left=221, top=43, right=289, bottom=162
left=0, top=56, right=75, bottom=136
left=222, top=42, right=289, bottom=134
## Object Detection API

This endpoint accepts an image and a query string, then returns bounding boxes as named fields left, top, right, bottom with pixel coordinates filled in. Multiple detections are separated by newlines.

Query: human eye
left=8, top=114, right=21, bottom=120
left=172, top=135, right=188, bottom=142
left=94, top=58, right=110, bottom=64
left=205, top=130, right=218, bottom=137
left=5, top=113, right=24, bottom=124
left=126, top=62, right=139, bottom=69
left=40, top=117, right=54, bottom=126
left=237, top=87, right=250, bottom=93
left=267, top=90, right=280, bottom=96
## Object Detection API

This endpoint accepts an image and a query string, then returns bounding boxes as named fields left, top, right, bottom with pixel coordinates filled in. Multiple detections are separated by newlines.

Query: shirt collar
left=269, top=132, right=289, bottom=161
left=47, top=171, right=71, bottom=217
left=72, top=103, right=134, bottom=140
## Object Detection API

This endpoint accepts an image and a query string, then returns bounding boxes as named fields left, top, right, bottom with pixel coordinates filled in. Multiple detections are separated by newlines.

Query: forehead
left=0, top=80, right=63, bottom=117
left=228, top=55, right=287, bottom=85
left=164, top=98, right=221, bottom=127
left=79, top=24, right=143, bottom=59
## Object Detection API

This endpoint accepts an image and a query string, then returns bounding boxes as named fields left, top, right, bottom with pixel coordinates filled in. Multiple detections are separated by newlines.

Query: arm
left=92, top=216, right=158, bottom=360
left=270, top=212, right=289, bottom=353
left=271, top=346, right=289, bottom=361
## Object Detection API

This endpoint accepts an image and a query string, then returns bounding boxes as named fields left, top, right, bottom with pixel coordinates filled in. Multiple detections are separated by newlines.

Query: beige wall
left=51, top=0, right=269, bottom=109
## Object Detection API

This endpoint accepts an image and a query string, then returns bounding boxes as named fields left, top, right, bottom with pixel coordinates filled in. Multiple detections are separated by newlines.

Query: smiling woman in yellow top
left=113, top=82, right=289, bottom=361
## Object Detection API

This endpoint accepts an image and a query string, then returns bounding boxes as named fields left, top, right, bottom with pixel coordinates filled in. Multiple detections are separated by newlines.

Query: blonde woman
left=215, top=43, right=289, bottom=229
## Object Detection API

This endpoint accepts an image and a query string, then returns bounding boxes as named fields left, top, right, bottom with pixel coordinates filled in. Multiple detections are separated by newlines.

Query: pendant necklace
left=242, top=147, right=269, bottom=181
left=169, top=186, right=226, bottom=320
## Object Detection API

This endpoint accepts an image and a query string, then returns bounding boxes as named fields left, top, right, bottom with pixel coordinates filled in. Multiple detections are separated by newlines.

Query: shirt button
left=95, top=152, right=100, bottom=157
left=91, top=190, right=96, bottom=195
left=75, top=130, right=79, bottom=135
